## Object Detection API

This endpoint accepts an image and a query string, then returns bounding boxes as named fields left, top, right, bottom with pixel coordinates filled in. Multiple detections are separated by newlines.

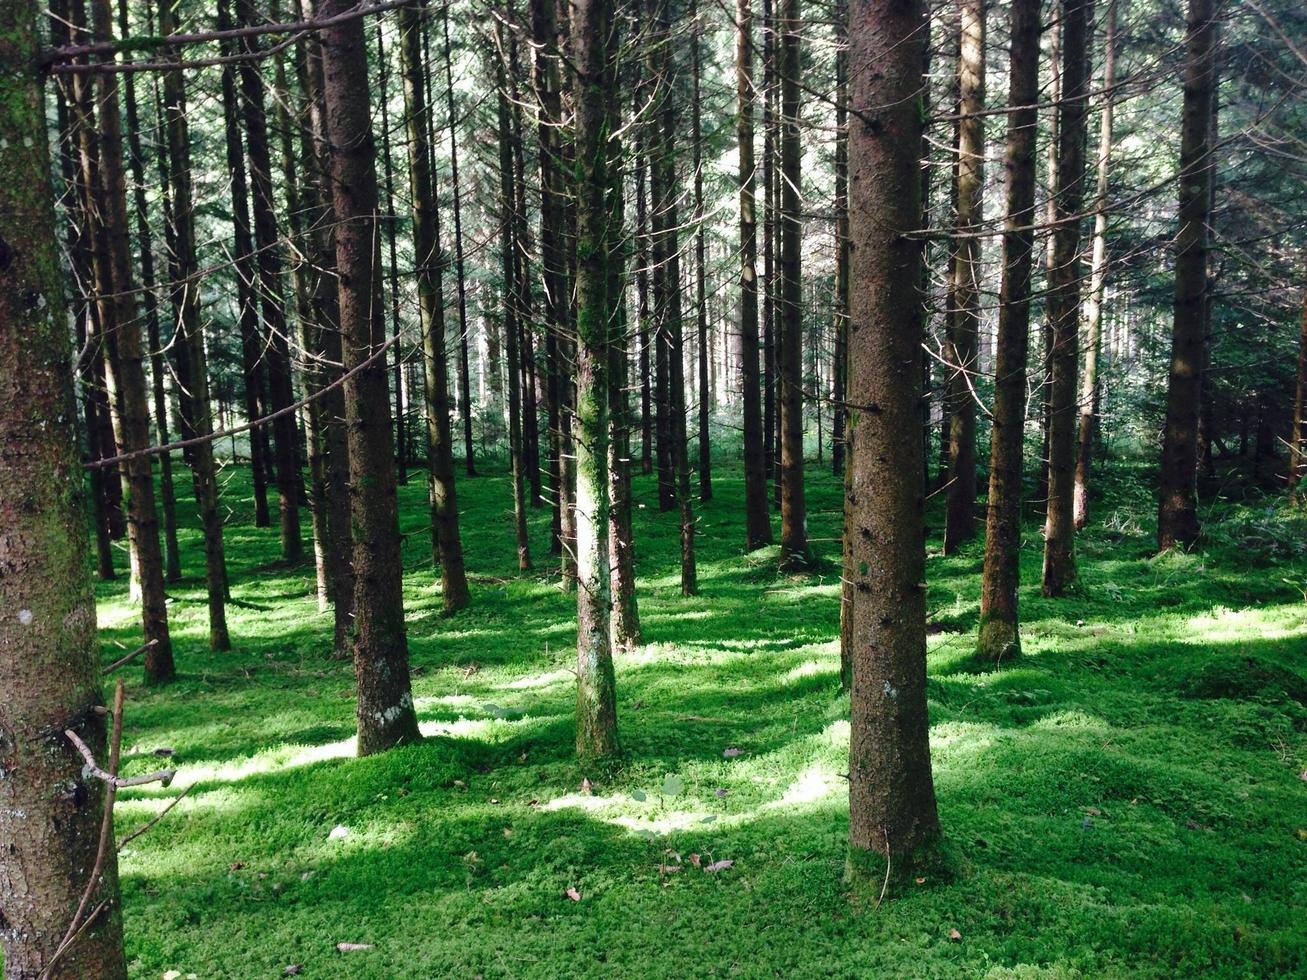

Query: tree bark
left=1073, top=0, right=1116, bottom=530
left=943, top=0, right=985, bottom=554
left=691, top=0, right=712, bottom=502
left=1157, top=0, right=1217, bottom=551
left=237, top=0, right=303, bottom=562
left=399, top=0, right=470, bottom=612
left=0, top=5, right=129, bottom=971
left=976, top=0, right=1040, bottom=663
left=845, top=0, right=942, bottom=876
left=1041, top=0, right=1094, bottom=596
left=319, top=0, right=422, bottom=753
left=776, top=0, right=809, bottom=569
left=737, top=0, right=773, bottom=551
left=1289, top=271, right=1307, bottom=489
left=158, top=0, right=230, bottom=650
left=571, top=0, right=621, bottom=757
left=831, top=0, right=848, bottom=480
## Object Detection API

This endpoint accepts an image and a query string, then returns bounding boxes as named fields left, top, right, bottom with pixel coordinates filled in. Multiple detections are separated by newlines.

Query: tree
left=571, top=0, right=621, bottom=758
left=399, top=0, right=470, bottom=613
left=737, top=0, right=773, bottom=551
left=1041, top=0, right=1094, bottom=596
left=691, top=0, right=712, bottom=502
left=1290, top=272, right=1307, bottom=489
left=943, top=0, right=985, bottom=555
left=319, top=0, right=422, bottom=754
left=830, top=0, right=849, bottom=480
left=1073, top=0, right=1118, bottom=530
left=0, top=4, right=128, bottom=973
left=1157, top=0, right=1218, bottom=551
left=844, top=0, right=941, bottom=878
left=776, top=0, right=809, bottom=569
left=976, top=0, right=1041, bottom=663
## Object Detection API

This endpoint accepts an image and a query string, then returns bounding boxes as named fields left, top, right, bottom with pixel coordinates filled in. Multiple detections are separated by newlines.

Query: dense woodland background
left=1, top=0, right=1306, bottom=975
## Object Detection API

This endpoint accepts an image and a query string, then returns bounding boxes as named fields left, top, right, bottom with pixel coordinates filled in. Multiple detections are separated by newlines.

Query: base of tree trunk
left=976, top=615, right=1022, bottom=666
left=844, top=833, right=953, bottom=901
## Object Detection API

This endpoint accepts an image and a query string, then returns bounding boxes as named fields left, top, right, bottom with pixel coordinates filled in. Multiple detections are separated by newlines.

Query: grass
left=82, top=454, right=1307, bottom=977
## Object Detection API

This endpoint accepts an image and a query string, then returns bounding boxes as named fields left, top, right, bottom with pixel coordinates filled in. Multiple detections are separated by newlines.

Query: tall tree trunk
left=1, top=9, right=128, bottom=971
left=845, top=0, right=942, bottom=877
left=495, top=28, right=532, bottom=571
left=119, top=0, right=181, bottom=584
left=738, top=0, right=773, bottom=550
left=1041, top=0, right=1094, bottom=596
left=442, top=4, right=477, bottom=477
left=761, top=0, right=777, bottom=500
left=375, top=18, right=408, bottom=491
left=237, top=0, right=303, bottom=562
left=1073, top=0, right=1116, bottom=530
left=635, top=130, right=654, bottom=475
left=82, top=0, right=175, bottom=682
left=1157, top=0, right=1217, bottom=551
left=691, top=0, right=712, bottom=502
left=571, top=0, right=621, bottom=756
left=976, top=0, right=1040, bottom=663
left=943, top=0, right=985, bottom=554
left=400, top=0, right=470, bottom=612
left=318, top=0, right=422, bottom=753
left=831, top=1, right=849, bottom=480
left=777, top=0, right=808, bottom=568
left=158, top=0, right=230, bottom=650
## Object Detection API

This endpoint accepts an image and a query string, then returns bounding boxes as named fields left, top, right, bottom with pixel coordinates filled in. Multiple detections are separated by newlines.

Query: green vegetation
left=98, top=462, right=1306, bottom=977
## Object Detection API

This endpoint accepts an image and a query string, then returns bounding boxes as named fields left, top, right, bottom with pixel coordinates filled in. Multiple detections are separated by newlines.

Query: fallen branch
left=65, top=728, right=175, bottom=789
left=118, top=783, right=195, bottom=849
left=102, top=639, right=157, bottom=676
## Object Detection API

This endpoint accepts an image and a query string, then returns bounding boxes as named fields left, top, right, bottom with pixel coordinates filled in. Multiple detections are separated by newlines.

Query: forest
left=1, top=0, right=1305, bottom=975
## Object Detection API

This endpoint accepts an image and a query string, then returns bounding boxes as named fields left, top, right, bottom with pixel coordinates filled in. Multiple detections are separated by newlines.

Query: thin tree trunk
left=1289, top=272, right=1307, bottom=489
left=400, top=0, right=470, bottom=612
left=375, top=19, right=408, bottom=490
left=762, top=0, right=778, bottom=503
left=831, top=1, right=848, bottom=480
left=442, top=4, right=477, bottom=477
left=976, top=0, right=1040, bottom=663
left=691, top=0, right=712, bottom=502
left=158, top=0, right=230, bottom=650
left=571, top=0, right=620, bottom=757
left=1157, top=0, right=1217, bottom=551
left=738, top=0, right=773, bottom=550
left=1073, top=0, right=1116, bottom=530
left=635, top=131, right=654, bottom=477
left=943, top=0, right=985, bottom=554
left=1041, top=0, right=1094, bottom=596
left=845, top=0, right=942, bottom=876
left=0, top=7, right=129, bottom=970
left=319, top=0, right=422, bottom=754
left=777, top=0, right=807, bottom=567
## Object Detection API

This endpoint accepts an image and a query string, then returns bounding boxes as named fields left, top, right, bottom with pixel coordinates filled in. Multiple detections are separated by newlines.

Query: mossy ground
left=83, top=457, right=1307, bottom=977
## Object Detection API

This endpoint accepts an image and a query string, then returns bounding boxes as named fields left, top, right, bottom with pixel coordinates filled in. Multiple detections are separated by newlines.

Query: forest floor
left=92, top=456, right=1306, bottom=978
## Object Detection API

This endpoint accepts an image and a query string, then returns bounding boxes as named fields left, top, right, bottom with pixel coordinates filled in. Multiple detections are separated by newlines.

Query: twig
left=64, top=729, right=175, bottom=788
left=874, top=828, right=891, bottom=910
left=102, top=639, right=157, bottom=676
left=118, top=784, right=195, bottom=849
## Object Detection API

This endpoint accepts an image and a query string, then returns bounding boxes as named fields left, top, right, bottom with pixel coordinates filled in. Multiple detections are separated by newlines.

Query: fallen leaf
left=1084, top=806, right=1102, bottom=817
left=661, top=773, right=685, bottom=797
left=453, top=779, right=466, bottom=788
left=565, top=886, right=582, bottom=901
left=336, top=942, right=374, bottom=953
left=949, top=929, right=962, bottom=942
left=722, top=747, right=743, bottom=758
left=704, top=859, right=734, bottom=873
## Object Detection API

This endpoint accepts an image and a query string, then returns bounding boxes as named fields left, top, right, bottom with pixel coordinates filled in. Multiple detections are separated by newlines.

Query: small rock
left=328, top=825, right=350, bottom=840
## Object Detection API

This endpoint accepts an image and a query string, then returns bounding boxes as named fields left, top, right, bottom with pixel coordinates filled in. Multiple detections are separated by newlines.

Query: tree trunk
left=571, top=0, right=621, bottom=757
left=399, top=0, right=470, bottom=612
left=777, top=0, right=808, bottom=568
left=738, top=0, right=773, bottom=551
left=375, top=19, right=407, bottom=492
left=943, top=0, right=985, bottom=554
left=0, top=5, right=129, bottom=971
left=82, top=0, right=175, bottom=682
left=1157, top=0, right=1217, bottom=551
left=441, top=4, right=477, bottom=478
left=119, top=0, right=182, bottom=584
left=1073, top=0, right=1116, bottom=530
left=319, top=0, right=422, bottom=753
left=237, top=0, right=303, bottom=562
left=635, top=131, right=654, bottom=475
left=845, top=0, right=942, bottom=877
left=1041, top=0, right=1094, bottom=596
left=691, top=0, right=712, bottom=502
left=495, top=28, right=532, bottom=571
left=976, top=0, right=1040, bottom=663
left=158, top=0, right=230, bottom=650
left=761, top=0, right=777, bottom=501
left=1289, top=271, right=1307, bottom=489
left=831, top=1, right=849, bottom=480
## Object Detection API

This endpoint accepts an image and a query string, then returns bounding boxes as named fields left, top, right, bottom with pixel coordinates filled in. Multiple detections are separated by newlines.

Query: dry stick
left=65, top=728, right=177, bottom=788
left=101, top=638, right=158, bottom=676
left=118, top=783, right=195, bottom=849
left=87, top=332, right=397, bottom=469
